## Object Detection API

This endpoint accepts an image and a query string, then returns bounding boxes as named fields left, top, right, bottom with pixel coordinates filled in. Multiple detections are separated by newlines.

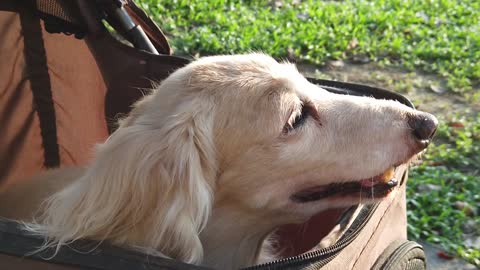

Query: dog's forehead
left=186, top=54, right=329, bottom=112
left=190, top=54, right=302, bottom=90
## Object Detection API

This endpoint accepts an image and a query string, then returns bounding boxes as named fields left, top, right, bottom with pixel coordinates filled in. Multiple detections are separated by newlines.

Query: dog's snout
left=408, top=113, right=438, bottom=144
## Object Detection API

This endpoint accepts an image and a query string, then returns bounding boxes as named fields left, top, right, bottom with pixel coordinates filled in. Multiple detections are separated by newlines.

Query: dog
left=0, top=53, right=437, bottom=269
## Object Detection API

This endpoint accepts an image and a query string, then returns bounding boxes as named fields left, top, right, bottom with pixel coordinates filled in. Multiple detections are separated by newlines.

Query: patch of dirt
left=420, top=241, right=478, bottom=270
left=297, top=61, right=480, bottom=117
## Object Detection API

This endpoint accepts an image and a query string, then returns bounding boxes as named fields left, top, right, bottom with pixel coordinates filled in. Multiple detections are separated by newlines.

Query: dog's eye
left=284, top=103, right=311, bottom=133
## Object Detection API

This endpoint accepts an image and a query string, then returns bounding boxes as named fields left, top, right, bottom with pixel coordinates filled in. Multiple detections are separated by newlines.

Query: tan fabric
left=41, top=22, right=108, bottom=166
left=0, top=1, right=183, bottom=190
left=0, top=9, right=108, bottom=191
left=0, top=11, right=44, bottom=190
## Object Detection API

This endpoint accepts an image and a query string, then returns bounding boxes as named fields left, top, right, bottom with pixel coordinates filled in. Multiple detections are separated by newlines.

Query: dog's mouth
left=290, top=167, right=398, bottom=203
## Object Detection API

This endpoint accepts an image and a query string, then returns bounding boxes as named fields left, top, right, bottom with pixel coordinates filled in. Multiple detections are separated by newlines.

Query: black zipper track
left=242, top=203, right=379, bottom=270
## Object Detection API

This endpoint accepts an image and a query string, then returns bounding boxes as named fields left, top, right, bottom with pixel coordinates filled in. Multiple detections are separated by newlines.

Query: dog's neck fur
left=201, top=203, right=277, bottom=269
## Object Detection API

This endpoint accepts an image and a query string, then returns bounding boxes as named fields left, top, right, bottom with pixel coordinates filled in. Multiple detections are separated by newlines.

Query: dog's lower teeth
left=387, top=178, right=398, bottom=187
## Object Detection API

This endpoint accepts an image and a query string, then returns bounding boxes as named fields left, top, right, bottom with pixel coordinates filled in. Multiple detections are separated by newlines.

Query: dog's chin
left=290, top=167, right=398, bottom=203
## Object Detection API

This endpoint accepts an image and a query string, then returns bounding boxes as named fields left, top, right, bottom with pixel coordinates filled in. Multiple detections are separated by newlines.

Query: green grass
left=139, top=0, right=479, bottom=96
left=408, top=113, right=480, bottom=266
left=135, top=0, right=479, bottom=265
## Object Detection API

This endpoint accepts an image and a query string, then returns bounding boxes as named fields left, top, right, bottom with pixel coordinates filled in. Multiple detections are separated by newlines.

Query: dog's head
left=121, top=53, right=436, bottom=257
left=38, top=54, right=437, bottom=265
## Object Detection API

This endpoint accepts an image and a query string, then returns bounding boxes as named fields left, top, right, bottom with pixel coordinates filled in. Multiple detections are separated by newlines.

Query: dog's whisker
left=359, top=183, right=363, bottom=205
left=300, top=221, right=310, bottom=241
left=371, top=177, right=374, bottom=200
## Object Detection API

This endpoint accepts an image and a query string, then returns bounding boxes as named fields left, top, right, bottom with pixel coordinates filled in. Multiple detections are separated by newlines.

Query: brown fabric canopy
left=0, top=1, right=187, bottom=191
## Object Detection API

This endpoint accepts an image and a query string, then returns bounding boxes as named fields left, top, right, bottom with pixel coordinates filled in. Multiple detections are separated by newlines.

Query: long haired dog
left=0, top=54, right=437, bottom=269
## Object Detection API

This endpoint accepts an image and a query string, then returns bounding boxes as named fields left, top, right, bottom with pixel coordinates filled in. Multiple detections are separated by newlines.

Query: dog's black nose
left=408, top=113, right=438, bottom=142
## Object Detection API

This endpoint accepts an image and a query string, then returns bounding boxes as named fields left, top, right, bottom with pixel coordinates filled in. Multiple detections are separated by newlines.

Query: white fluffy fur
left=0, top=53, right=435, bottom=270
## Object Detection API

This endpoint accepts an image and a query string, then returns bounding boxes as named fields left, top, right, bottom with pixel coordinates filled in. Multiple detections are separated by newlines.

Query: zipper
left=242, top=203, right=379, bottom=270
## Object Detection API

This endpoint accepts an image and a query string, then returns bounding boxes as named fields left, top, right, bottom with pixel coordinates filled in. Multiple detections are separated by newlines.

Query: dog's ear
left=32, top=96, right=216, bottom=264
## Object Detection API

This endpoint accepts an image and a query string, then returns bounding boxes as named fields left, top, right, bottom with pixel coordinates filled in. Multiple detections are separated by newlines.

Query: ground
left=298, top=61, right=480, bottom=115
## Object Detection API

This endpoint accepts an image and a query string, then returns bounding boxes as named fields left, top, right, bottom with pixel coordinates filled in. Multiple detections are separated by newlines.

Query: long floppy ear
left=30, top=95, right=217, bottom=264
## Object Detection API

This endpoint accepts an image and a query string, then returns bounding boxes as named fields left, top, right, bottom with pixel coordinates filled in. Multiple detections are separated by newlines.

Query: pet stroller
left=0, top=1, right=427, bottom=269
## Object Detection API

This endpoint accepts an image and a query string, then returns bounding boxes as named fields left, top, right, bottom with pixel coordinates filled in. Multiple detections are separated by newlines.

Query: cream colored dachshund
left=0, top=53, right=437, bottom=269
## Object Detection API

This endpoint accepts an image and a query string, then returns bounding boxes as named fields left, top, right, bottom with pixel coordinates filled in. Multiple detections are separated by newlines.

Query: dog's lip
left=290, top=167, right=398, bottom=203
